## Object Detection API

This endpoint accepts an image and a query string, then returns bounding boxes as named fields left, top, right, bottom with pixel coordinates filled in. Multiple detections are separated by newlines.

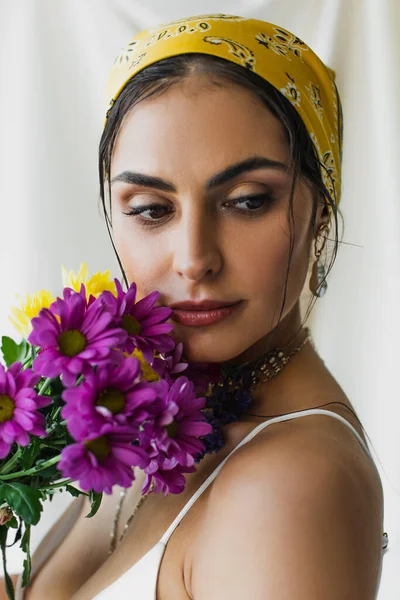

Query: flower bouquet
left=0, top=264, right=218, bottom=599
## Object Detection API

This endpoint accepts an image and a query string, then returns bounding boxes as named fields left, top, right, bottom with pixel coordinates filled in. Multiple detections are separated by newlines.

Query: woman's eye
left=226, top=192, right=276, bottom=213
left=123, top=204, right=171, bottom=222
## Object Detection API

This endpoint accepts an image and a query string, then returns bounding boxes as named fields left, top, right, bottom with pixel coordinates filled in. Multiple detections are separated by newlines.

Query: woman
left=11, top=13, right=388, bottom=600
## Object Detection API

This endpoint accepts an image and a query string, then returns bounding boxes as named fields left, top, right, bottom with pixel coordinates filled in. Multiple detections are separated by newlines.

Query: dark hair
left=99, top=53, right=344, bottom=342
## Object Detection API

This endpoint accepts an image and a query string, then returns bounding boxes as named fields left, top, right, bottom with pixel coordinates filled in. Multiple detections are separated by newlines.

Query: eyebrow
left=110, top=156, right=290, bottom=192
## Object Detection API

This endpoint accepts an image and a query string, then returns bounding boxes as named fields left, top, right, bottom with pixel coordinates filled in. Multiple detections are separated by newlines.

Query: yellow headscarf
left=104, top=13, right=343, bottom=208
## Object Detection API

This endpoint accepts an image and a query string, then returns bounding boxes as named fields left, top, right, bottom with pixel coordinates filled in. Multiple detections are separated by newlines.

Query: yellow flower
left=8, top=290, right=56, bottom=338
left=61, top=262, right=117, bottom=299
left=8, top=263, right=118, bottom=339
left=124, top=348, right=160, bottom=382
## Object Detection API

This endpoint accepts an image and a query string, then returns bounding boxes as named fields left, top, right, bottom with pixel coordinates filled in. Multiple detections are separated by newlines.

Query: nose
left=172, top=209, right=223, bottom=281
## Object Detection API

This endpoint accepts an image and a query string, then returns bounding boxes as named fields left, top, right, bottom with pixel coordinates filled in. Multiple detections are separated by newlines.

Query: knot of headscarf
left=104, top=13, right=343, bottom=208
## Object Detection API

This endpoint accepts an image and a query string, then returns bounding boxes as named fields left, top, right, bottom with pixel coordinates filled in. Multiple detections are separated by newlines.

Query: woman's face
left=110, top=75, right=319, bottom=363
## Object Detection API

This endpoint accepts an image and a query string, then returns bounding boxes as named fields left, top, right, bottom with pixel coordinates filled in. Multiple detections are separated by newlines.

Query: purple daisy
left=58, top=423, right=150, bottom=494
left=153, top=376, right=212, bottom=462
left=0, top=362, right=52, bottom=459
left=28, top=284, right=128, bottom=387
left=99, top=279, right=175, bottom=364
left=151, top=343, right=189, bottom=384
left=142, top=462, right=197, bottom=496
left=134, top=426, right=196, bottom=496
left=137, top=376, right=212, bottom=495
left=61, top=356, right=160, bottom=440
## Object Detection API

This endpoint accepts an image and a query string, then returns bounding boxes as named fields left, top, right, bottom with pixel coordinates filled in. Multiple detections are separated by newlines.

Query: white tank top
left=15, top=408, right=389, bottom=599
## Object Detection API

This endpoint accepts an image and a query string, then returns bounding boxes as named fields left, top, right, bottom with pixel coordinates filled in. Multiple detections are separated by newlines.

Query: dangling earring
left=310, top=224, right=329, bottom=297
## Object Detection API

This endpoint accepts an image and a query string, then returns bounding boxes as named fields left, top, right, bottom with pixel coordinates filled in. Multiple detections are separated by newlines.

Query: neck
left=221, top=302, right=305, bottom=368
left=241, top=337, right=320, bottom=420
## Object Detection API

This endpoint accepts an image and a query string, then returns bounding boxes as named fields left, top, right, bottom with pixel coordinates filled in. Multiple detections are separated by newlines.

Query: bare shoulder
left=190, top=416, right=384, bottom=600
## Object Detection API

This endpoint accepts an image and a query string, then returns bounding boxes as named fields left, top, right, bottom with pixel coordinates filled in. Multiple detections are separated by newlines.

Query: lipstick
left=170, top=300, right=243, bottom=327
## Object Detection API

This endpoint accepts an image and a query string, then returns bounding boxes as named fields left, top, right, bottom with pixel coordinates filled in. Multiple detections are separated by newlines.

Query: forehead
left=111, top=77, right=290, bottom=180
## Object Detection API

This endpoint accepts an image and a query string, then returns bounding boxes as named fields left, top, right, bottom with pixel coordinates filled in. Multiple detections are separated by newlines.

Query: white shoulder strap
left=160, top=408, right=371, bottom=544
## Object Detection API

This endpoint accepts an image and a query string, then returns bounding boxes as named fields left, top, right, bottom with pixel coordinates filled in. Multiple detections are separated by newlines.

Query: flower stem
left=0, top=454, right=62, bottom=481
left=22, top=356, right=32, bottom=368
left=39, top=478, right=72, bottom=491
left=38, top=377, right=52, bottom=395
left=0, top=449, right=22, bottom=475
left=52, top=406, right=61, bottom=420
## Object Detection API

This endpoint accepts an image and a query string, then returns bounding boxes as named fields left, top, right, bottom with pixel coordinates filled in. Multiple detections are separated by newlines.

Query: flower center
left=166, top=421, right=178, bottom=439
left=96, top=388, right=125, bottom=415
left=0, top=395, right=15, bottom=423
left=57, top=329, right=87, bottom=357
left=122, top=314, right=141, bottom=336
left=84, top=436, right=110, bottom=461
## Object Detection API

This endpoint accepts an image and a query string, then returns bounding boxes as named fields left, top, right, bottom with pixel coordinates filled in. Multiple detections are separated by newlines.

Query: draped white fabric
left=0, top=0, right=398, bottom=596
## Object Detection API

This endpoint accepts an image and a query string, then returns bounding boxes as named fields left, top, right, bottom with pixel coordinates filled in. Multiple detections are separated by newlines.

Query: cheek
left=111, top=217, right=169, bottom=297
left=234, top=216, right=310, bottom=305
left=242, top=236, right=290, bottom=300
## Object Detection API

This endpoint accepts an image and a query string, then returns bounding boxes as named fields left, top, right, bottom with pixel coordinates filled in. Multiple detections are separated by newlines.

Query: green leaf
left=66, top=485, right=82, bottom=498
left=5, top=517, right=22, bottom=549
left=85, top=491, right=103, bottom=518
left=0, top=483, right=43, bottom=525
left=20, top=524, right=31, bottom=588
left=0, top=337, right=29, bottom=368
left=5, top=516, right=18, bottom=529
left=0, top=526, right=15, bottom=599
left=19, top=438, right=40, bottom=470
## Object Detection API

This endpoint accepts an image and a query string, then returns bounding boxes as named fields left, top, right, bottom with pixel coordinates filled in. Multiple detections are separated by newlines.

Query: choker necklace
left=195, top=326, right=313, bottom=461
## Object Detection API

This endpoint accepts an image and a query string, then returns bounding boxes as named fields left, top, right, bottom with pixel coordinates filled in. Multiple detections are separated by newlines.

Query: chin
left=175, top=331, right=246, bottom=364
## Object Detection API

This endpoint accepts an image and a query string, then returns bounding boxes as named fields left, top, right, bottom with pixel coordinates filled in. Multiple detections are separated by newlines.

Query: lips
left=169, top=299, right=240, bottom=311
left=170, top=300, right=243, bottom=327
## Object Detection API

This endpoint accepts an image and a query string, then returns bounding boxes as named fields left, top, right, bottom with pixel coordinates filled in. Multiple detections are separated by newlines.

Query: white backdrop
left=0, top=0, right=398, bottom=597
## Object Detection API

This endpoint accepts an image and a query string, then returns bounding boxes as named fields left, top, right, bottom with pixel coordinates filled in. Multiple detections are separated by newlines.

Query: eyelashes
left=228, top=192, right=275, bottom=212
left=122, top=191, right=278, bottom=227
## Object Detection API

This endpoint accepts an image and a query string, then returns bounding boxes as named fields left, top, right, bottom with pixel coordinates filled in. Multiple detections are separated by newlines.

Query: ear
left=314, top=195, right=330, bottom=236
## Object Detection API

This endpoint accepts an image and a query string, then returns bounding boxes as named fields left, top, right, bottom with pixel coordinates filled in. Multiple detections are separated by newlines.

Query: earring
left=310, top=224, right=329, bottom=297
